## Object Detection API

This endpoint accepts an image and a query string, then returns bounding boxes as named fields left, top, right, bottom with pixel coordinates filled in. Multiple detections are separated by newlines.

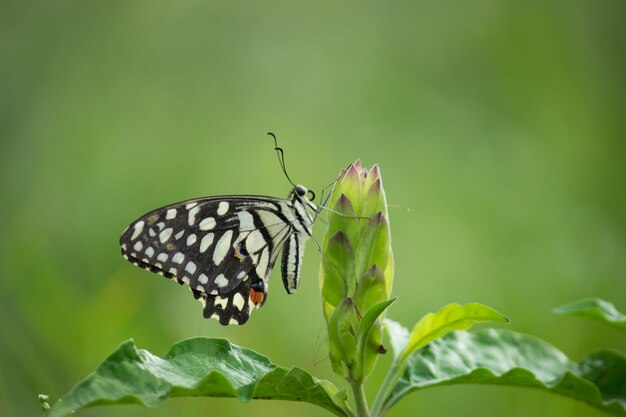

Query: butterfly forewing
left=120, top=192, right=314, bottom=325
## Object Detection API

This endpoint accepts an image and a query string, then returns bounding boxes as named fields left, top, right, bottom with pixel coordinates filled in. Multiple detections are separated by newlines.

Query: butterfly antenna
left=267, top=132, right=297, bottom=188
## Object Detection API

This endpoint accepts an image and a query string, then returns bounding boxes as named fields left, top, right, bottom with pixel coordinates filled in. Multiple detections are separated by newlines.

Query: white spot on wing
left=200, top=233, right=214, bottom=253
left=166, top=209, right=177, bottom=220
left=217, top=201, right=229, bottom=216
left=159, top=228, right=173, bottom=243
left=213, top=230, right=233, bottom=265
left=199, top=217, right=216, bottom=230
left=237, top=211, right=254, bottom=232
left=232, top=293, right=245, bottom=311
left=186, top=234, right=197, bottom=246
left=186, top=202, right=198, bottom=210
left=214, top=273, right=228, bottom=288
left=172, top=252, right=184, bottom=264
left=246, top=230, right=266, bottom=254
left=185, top=261, right=196, bottom=274
left=131, top=221, right=145, bottom=240
left=157, top=253, right=168, bottom=262
left=188, top=206, right=200, bottom=226
left=199, top=273, right=208, bottom=284
left=175, top=230, right=184, bottom=240
left=237, top=271, right=246, bottom=280
left=133, top=241, right=143, bottom=251
left=229, top=318, right=240, bottom=325
left=145, top=246, right=155, bottom=257
left=169, top=267, right=177, bottom=275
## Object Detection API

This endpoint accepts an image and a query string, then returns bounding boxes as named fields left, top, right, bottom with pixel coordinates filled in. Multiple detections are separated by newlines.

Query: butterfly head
left=292, top=185, right=315, bottom=202
left=291, top=185, right=317, bottom=214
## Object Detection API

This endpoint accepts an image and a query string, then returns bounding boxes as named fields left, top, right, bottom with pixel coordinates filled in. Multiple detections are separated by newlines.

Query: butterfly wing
left=280, top=232, right=306, bottom=294
left=120, top=196, right=295, bottom=325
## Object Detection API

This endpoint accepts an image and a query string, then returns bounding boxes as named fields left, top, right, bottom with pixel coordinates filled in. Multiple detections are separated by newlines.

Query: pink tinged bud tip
left=345, top=164, right=360, bottom=180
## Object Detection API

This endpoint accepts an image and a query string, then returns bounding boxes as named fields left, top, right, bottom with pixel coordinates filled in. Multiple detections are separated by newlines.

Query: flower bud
left=319, top=161, right=393, bottom=380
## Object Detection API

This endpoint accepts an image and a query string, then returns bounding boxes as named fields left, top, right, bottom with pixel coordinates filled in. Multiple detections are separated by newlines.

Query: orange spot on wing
left=249, top=288, right=265, bottom=306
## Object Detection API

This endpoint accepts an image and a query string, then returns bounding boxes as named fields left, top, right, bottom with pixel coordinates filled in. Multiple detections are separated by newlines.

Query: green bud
left=321, top=231, right=354, bottom=319
left=327, top=297, right=359, bottom=377
left=320, top=161, right=394, bottom=380
left=39, top=393, right=51, bottom=413
left=354, top=265, right=387, bottom=314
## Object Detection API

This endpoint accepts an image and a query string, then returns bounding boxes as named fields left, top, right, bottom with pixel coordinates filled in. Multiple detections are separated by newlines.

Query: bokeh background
left=1, top=1, right=625, bottom=416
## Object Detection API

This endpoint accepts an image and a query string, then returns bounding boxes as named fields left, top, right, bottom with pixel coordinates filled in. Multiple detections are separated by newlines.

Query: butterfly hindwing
left=281, top=232, right=306, bottom=294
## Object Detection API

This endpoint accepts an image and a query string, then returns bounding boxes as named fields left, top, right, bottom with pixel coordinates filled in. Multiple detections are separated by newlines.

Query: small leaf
left=382, top=329, right=626, bottom=416
left=49, top=338, right=351, bottom=417
left=355, top=298, right=397, bottom=380
left=401, top=303, right=509, bottom=362
left=553, top=298, right=626, bottom=333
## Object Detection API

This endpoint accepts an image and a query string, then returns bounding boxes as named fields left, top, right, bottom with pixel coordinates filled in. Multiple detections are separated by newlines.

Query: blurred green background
left=1, top=1, right=625, bottom=416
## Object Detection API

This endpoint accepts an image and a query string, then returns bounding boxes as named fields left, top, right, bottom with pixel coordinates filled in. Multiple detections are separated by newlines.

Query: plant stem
left=370, top=360, right=403, bottom=417
left=350, top=379, right=372, bottom=417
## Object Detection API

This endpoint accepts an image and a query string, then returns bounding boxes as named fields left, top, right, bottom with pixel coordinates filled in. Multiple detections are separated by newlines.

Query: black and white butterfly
left=120, top=185, right=317, bottom=326
left=120, top=135, right=319, bottom=325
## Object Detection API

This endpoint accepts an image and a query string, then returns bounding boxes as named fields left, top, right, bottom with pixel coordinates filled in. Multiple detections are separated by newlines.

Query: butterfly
left=119, top=133, right=322, bottom=326
left=119, top=184, right=318, bottom=325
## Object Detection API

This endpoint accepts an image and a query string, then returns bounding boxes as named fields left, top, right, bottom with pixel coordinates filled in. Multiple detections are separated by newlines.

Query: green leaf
left=382, top=329, right=626, bottom=416
left=401, top=303, right=509, bottom=362
left=355, top=298, right=397, bottom=380
left=48, top=338, right=351, bottom=417
left=553, top=298, right=626, bottom=333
